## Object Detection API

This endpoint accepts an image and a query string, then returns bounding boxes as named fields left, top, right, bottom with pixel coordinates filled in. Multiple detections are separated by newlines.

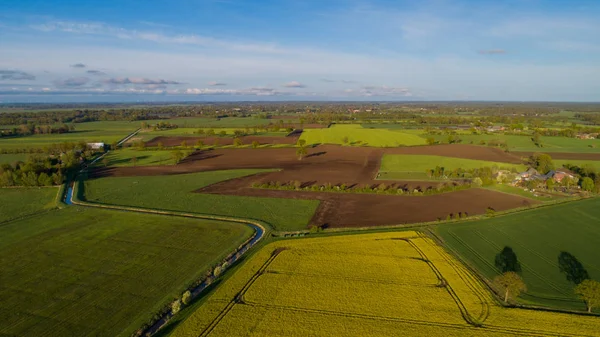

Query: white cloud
left=104, top=77, right=181, bottom=85
left=283, top=81, right=306, bottom=88
left=31, top=20, right=294, bottom=55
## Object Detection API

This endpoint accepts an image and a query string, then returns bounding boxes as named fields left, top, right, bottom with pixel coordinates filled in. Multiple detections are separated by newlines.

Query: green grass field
left=0, top=153, right=29, bottom=165
left=555, top=159, right=600, bottom=171
left=0, top=121, right=139, bottom=149
left=436, top=198, right=600, bottom=311
left=96, top=148, right=182, bottom=167
left=300, top=124, right=427, bottom=147
left=0, top=206, right=253, bottom=337
left=83, top=170, right=319, bottom=231
left=432, top=133, right=600, bottom=153
left=378, top=154, right=525, bottom=181
left=139, top=128, right=287, bottom=141
left=0, top=187, right=59, bottom=223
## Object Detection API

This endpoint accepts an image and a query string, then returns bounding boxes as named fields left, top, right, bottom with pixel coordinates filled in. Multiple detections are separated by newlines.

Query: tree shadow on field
left=558, top=251, right=589, bottom=285
left=495, top=246, right=522, bottom=273
left=305, top=151, right=326, bottom=158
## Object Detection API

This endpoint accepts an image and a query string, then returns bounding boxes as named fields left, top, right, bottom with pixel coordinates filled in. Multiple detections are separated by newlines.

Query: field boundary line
left=404, top=237, right=484, bottom=327
left=199, top=248, right=287, bottom=337
left=416, top=234, right=492, bottom=323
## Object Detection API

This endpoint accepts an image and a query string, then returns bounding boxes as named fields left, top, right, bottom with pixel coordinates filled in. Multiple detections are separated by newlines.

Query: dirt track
left=90, top=144, right=538, bottom=228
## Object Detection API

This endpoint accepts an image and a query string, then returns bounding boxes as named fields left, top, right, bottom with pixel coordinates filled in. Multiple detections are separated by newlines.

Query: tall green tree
left=574, top=279, right=600, bottom=313
left=296, top=146, right=307, bottom=160
left=581, top=177, right=595, bottom=192
left=494, top=272, right=527, bottom=303
left=530, top=153, right=554, bottom=174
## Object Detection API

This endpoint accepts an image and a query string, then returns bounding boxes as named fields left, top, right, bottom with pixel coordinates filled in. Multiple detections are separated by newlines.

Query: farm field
left=361, top=123, right=424, bottom=130
left=143, top=135, right=297, bottom=148
left=300, top=124, right=427, bottom=147
left=88, top=145, right=537, bottom=228
left=167, top=231, right=600, bottom=337
left=138, top=128, right=288, bottom=142
left=0, top=121, right=138, bottom=149
left=83, top=170, right=320, bottom=231
left=0, top=206, right=253, bottom=337
left=150, top=117, right=273, bottom=128
left=436, top=197, right=600, bottom=311
left=378, top=154, right=525, bottom=181
left=0, top=187, right=58, bottom=223
left=0, top=153, right=29, bottom=165
left=96, top=148, right=185, bottom=167
left=432, top=133, right=600, bottom=153
left=555, top=159, right=600, bottom=171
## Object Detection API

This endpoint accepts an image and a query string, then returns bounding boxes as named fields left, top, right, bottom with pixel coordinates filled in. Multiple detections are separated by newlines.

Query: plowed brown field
left=90, top=144, right=537, bottom=228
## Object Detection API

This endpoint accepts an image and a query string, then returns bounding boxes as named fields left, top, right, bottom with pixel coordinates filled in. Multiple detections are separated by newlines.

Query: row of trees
left=252, top=180, right=472, bottom=195
left=426, top=166, right=517, bottom=186
left=0, top=123, right=74, bottom=138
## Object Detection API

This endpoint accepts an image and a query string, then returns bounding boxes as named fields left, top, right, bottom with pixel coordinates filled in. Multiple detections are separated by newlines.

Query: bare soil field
left=145, top=135, right=299, bottom=147
left=90, top=144, right=537, bottom=228
left=513, top=151, right=600, bottom=161
left=196, top=176, right=535, bottom=228
left=386, top=144, right=523, bottom=163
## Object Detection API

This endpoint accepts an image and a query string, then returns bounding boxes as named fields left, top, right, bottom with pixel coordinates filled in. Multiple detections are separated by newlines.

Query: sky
left=1, top=0, right=600, bottom=102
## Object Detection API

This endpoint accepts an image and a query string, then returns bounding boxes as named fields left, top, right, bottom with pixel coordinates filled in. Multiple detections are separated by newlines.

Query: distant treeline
left=1, top=102, right=599, bottom=127
left=0, top=123, right=75, bottom=137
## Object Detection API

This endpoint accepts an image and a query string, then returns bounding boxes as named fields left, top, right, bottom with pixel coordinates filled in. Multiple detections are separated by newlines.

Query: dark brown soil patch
left=385, top=144, right=524, bottom=163
left=196, top=183, right=536, bottom=228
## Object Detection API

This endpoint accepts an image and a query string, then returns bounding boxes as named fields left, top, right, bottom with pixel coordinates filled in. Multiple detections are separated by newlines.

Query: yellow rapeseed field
left=170, top=231, right=600, bottom=337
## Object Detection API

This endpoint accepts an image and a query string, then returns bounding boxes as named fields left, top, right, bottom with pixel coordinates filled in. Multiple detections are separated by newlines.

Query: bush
left=182, top=290, right=191, bottom=305
left=171, top=299, right=181, bottom=314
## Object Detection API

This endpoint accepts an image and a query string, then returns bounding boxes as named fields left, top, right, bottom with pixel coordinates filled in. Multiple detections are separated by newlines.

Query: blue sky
left=1, top=0, right=600, bottom=102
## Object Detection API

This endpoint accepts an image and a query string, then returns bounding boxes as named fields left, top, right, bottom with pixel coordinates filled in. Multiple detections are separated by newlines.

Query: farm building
left=87, top=142, right=105, bottom=150
left=513, top=167, right=578, bottom=185
left=486, top=125, right=506, bottom=132
left=551, top=168, right=578, bottom=183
